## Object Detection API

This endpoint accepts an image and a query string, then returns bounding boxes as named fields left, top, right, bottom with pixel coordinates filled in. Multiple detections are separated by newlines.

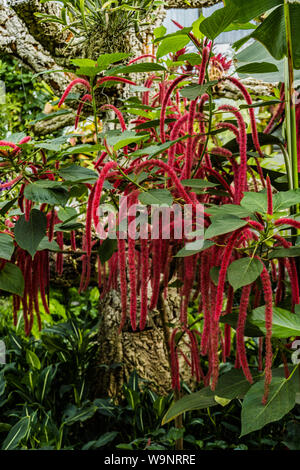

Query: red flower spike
left=58, top=78, right=91, bottom=108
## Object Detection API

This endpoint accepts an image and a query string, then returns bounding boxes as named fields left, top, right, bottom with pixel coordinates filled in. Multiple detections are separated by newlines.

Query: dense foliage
left=1, top=0, right=300, bottom=450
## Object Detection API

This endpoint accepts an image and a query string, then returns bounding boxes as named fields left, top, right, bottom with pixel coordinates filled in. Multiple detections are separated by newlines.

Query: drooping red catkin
left=211, top=230, right=243, bottom=389
left=75, top=93, right=92, bottom=129
left=274, top=235, right=300, bottom=308
left=202, top=166, right=234, bottom=198
left=0, top=176, right=22, bottom=189
left=140, top=238, right=149, bottom=331
left=182, top=99, right=198, bottom=180
left=24, top=198, right=32, bottom=222
left=220, top=76, right=263, bottom=157
left=264, top=84, right=285, bottom=134
left=70, top=231, right=76, bottom=251
left=160, top=74, right=191, bottom=143
left=274, top=218, right=300, bottom=230
left=150, top=238, right=162, bottom=311
left=198, top=46, right=209, bottom=85
left=128, top=54, right=156, bottom=64
left=58, top=78, right=91, bottom=108
left=236, top=284, right=253, bottom=383
left=170, top=328, right=180, bottom=390
left=224, top=286, right=234, bottom=358
left=127, top=194, right=139, bottom=331
left=118, top=238, right=127, bottom=332
left=266, top=175, right=273, bottom=215
left=39, top=251, right=50, bottom=314
left=217, top=104, right=247, bottom=202
left=200, top=250, right=212, bottom=355
left=93, top=161, right=118, bottom=230
left=96, top=76, right=136, bottom=89
left=85, top=185, right=96, bottom=258
left=167, top=113, right=189, bottom=167
left=100, top=104, right=127, bottom=132
left=180, top=256, right=196, bottom=326
left=134, top=159, right=196, bottom=207
left=259, top=263, right=273, bottom=405
left=56, top=231, right=64, bottom=276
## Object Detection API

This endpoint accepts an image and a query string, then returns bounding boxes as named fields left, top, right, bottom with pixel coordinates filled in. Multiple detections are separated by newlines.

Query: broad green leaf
left=162, top=387, right=217, bottom=425
left=61, top=144, right=104, bottom=156
left=82, top=431, right=118, bottom=450
left=24, top=181, right=69, bottom=206
left=134, top=118, right=176, bottom=130
left=26, top=350, right=41, bottom=370
left=58, top=164, right=98, bottom=184
left=97, top=53, right=131, bottom=69
left=269, top=247, right=300, bottom=259
left=0, top=263, right=24, bottom=296
left=176, top=53, right=203, bottom=65
left=273, top=190, right=300, bottom=212
left=0, top=233, right=14, bottom=260
left=57, top=207, right=78, bottom=223
left=1, top=416, right=30, bottom=450
left=241, top=376, right=297, bottom=437
left=200, top=5, right=238, bottom=40
left=180, top=81, right=218, bottom=100
left=240, top=192, right=268, bottom=214
left=206, top=204, right=252, bottom=218
left=130, top=136, right=188, bottom=158
left=219, top=311, right=264, bottom=337
left=105, top=130, right=147, bottom=150
left=215, top=369, right=263, bottom=400
left=181, top=179, right=218, bottom=189
left=174, top=240, right=214, bottom=258
left=33, top=135, right=70, bottom=151
left=156, top=35, right=190, bottom=59
left=138, top=189, right=173, bottom=207
left=153, top=25, right=167, bottom=38
left=98, top=239, right=117, bottom=264
left=250, top=306, right=300, bottom=338
left=63, top=403, right=98, bottom=426
left=204, top=215, right=248, bottom=239
left=236, top=62, right=279, bottom=74
left=251, top=3, right=300, bottom=69
left=227, top=257, right=263, bottom=291
left=36, top=364, right=57, bottom=403
left=0, top=198, right=17, bottom=216
left=107, top=62, right=167, bottom=75
left=230, top=0, right=283, bottom=23
left=14, top=210, right=47, bottom=257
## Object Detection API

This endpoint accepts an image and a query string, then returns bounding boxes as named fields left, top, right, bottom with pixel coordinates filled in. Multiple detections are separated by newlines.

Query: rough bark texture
left=94, top=287, right=193, bottom=398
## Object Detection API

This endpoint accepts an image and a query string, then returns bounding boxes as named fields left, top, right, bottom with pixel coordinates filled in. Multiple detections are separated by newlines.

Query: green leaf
left=181, top=179, right=218, bottom=189
left=130, top=136, right=189, bottom=158
left=26, top=350, right=41, bottom=370
left=236, top=62, right=279, bottom=74
left=204, top=215, right=248, bottom=239
left=240, top=192, right=268, bottom=214
left=33, top=135, right=70, bottom=151
left=250, top=306, right=300, bottom=338
left=206, top=204, right=252, bottom=218
left=0, top=233, right=14, bottom=260
left=200, top=5, right=239, bottom=40
left=162, top=387, right=217, bottom=425
left=97, top=53, right=131, bottom=69
left=241, top=376, right=297, bottom=437
left=215, top=369, right=263, bottom=400
left=58, top=164, right=98, bottom=184
left=36, top=364, right=57, bottom=403
left=1, top=416, right=30, bottom=450
left=24, top=181, right=69, bottom=206
left=63, top=403, right=98, bottom=426
left=138, top=189, right=173, bottom=207
left=174, top=240, right=214, bottom=258
left=82, top=431, right=118, bottom=450
left=180, top=81, right=218, bottom=100
left=156, top=35, right=190, bottom=59
left=0, top=263, right=24, bottom=296
left=105, top=130, right=147, bottom=151
left=62, top=144, right=104, bottom=156
left=227, top=257, right=263, bottom=291
left=269, top=247, right=300, bottom=259
left=14, top=209, right=47, bottom=257
left=0, top=198, right=17, bottom=216
left=219, top=311, right=264, bottom=337
left=230, top=0, right=283, bottom=23
left=107, top=62, right=167, bottom=75
left=98, top=239, right=117, bottom=264
left=251, top=3, right=300, bottom=69
left=273, top=190, right=300, bottom=212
